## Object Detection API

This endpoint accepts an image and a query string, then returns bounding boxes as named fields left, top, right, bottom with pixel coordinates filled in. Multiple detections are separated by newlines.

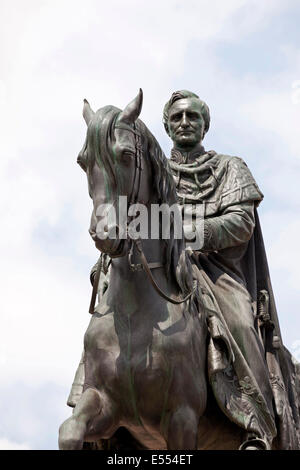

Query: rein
left=89, top=119, right=195, bottom=314
left=132, top=238, right=196, bottom=305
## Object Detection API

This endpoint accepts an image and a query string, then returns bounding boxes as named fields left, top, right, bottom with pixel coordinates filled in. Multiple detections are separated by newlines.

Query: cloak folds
left=169, top=149, right=300, bottom=449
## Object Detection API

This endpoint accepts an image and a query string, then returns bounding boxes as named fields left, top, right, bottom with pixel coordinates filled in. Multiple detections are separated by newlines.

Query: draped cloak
left=169, top=148, right=300, bottom=449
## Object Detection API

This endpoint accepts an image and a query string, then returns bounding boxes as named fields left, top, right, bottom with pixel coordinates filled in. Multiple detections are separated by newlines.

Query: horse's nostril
left=107, top=225, right=119, bottom=239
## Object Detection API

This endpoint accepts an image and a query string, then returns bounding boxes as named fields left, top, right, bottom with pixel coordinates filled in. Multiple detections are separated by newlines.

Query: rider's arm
left=203, top=201, right=255, bottom=251
left=184, top=201, right=255, bottom=252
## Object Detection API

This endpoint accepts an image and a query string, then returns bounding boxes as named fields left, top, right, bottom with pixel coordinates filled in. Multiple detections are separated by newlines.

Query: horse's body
left=59, top=91, right=244, bottom=450
left=82, top=254, right=207, bottom=449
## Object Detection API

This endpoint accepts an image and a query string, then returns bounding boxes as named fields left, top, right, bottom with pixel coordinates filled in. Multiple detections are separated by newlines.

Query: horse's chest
left=86, top=310, right=203, bottom=398
left=120, top=316, right=203, bottom=398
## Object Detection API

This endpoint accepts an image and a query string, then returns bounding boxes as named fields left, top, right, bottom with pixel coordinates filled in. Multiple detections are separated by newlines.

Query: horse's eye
left=122, top=151, right=135, bottom=162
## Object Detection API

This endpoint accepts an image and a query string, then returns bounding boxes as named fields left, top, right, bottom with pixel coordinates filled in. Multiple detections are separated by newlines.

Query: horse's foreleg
left=59, top=388, right=102, bottom=450
left=167, top=406, right=199, bottom=450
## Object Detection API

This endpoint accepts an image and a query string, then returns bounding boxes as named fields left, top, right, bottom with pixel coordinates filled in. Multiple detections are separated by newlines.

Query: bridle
left=89, top=119, right=196, bottom=314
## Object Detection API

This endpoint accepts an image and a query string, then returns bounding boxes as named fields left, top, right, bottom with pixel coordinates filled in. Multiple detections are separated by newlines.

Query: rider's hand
left=183, top=221, right=205, bottom=251
left=183, top=223, right=196, bottom=241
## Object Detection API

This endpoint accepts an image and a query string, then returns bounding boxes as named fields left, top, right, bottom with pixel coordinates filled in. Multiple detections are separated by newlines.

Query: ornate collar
left=169, top=148, right=218, bottom=174
left=169, top=148, right=223, bottom=202
left=170, top=146, right=208, bottom=164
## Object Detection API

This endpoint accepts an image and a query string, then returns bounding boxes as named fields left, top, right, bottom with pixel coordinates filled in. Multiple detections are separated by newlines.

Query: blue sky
left=0, top=0, right=300, bottom=449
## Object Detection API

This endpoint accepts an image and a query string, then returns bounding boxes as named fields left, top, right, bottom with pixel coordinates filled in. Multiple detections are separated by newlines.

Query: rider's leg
left=167, top=406, right=199, bottom=450
left=59, top=387, right=102, bottom=450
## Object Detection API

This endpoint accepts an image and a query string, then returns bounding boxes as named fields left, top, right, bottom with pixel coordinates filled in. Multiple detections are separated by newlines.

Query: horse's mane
left=137, top=119, right=195, bottom=298
left=80, top=105, right=195, bottom=299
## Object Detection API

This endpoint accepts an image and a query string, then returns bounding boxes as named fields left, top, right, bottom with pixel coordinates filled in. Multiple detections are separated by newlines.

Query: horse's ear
left=83, top=99, right=95, bottom=125
left=118, top=89, right=143, bottom=124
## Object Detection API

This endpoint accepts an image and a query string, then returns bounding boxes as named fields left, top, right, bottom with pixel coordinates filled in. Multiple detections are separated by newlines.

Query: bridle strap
left=133, top=239, right=196, bottom=305
left=130, top=122, right=143, bottom=206
left=114, top=124, right=140, bottom=136
left=89, top=253, right=103, bottom=314
left=89, top=239, right=195, bottom=313
left=128, top=238, right=164, bottom=271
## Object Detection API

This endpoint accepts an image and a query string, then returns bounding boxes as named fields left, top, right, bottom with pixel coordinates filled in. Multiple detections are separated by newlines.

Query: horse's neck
left=108, top=204, right=181, bottom=306
left=110, top=239, right=175, bottom=293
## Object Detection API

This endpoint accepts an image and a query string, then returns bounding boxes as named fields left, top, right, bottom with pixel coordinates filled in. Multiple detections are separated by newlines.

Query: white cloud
left=0, top=438, right=30, bottom=450
left=263, top=214, right=300, bottom=291
left=242, top=89, right=300, bottom=159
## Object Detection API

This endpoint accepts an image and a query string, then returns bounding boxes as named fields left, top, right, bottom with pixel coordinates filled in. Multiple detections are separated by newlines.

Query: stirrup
left=239, top=437, right=269, bottom=450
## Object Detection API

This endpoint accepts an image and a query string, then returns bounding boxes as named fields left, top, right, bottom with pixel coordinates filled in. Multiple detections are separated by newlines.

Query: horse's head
left=77, top=89, right=153, bottom=257
left=78, top=90, right=195, bottom=299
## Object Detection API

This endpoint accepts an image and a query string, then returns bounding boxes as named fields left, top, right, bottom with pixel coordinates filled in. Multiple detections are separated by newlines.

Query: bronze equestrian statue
left=59, top=90, right=300, bottom=450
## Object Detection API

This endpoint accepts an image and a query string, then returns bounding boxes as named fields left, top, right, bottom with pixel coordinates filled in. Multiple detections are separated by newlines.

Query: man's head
left=163, top=90, right=210, bottom=150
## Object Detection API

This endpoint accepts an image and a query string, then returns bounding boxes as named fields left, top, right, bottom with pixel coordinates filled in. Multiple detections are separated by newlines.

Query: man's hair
left=163, top=90, right=210, bottom=137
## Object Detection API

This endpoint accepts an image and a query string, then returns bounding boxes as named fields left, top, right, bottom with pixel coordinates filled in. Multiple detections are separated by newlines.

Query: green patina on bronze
left=60, top=90, right=300, bottom=451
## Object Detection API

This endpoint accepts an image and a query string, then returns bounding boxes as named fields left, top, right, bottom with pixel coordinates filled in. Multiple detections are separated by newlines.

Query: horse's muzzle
left=89, top=225, right=128, bottom=258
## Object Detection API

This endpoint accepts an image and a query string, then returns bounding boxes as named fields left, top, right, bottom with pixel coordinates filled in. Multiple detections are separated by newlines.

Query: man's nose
left=180, top=113, right=189, bottom=128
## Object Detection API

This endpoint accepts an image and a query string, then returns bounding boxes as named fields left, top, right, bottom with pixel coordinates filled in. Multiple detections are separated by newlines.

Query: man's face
left=167, top=97, right=205, bottom=150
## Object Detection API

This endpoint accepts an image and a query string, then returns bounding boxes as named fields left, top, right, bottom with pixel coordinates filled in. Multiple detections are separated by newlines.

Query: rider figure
left=163, top=90, right=300, bottom=450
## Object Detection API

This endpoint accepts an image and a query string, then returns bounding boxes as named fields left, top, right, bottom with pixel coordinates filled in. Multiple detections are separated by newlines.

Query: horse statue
left=59, top=90, right=300, bottom=450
